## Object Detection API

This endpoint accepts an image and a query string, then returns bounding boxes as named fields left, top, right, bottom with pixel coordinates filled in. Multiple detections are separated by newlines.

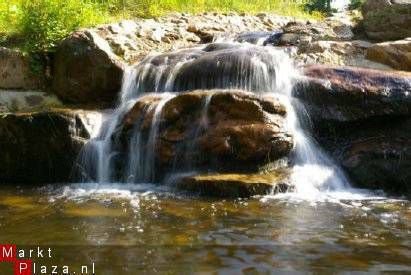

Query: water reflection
left=0, top=184, right=410, bottom=273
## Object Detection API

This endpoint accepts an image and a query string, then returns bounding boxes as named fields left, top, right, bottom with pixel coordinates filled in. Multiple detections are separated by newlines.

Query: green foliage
left=19, top=0, right=109, bottom=52
left=97, top=0, right=322, bottom=19
left=0, top=1, right=22, bottom=41
left=304, top=0, right=332, bottom=13
left=348, top=0, right=365, bottom=10
left=1, top=0, right=323, bottom=53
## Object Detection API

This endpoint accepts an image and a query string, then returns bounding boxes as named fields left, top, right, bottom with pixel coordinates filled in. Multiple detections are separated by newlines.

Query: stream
left=0, top=183, right=410, bottom=273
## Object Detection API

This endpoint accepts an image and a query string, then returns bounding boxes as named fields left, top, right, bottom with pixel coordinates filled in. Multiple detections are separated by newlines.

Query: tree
left=305, top=0, right=332, bottom=13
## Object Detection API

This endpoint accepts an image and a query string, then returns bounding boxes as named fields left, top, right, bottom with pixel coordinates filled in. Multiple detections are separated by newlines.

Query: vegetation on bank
left=0, top=0, right=364, bottom=53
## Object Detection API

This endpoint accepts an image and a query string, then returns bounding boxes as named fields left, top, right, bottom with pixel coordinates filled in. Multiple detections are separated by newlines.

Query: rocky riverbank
left=0, top=0, right=410, bottom=197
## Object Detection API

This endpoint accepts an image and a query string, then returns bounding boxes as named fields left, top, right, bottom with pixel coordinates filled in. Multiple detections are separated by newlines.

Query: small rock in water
left=175, top=170, right=292, bottom=198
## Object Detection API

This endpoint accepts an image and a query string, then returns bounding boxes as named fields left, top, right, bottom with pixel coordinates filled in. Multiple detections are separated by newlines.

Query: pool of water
left=0, top=183, right=410, bottom=274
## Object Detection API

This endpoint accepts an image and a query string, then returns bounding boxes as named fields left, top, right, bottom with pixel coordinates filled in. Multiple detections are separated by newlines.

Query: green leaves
left=19, top=0, right=108, bottom=52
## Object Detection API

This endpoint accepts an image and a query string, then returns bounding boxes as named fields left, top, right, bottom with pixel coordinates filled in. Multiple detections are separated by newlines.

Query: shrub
left=0, top=1, right=22, bottom=41
left=304, top=0, right=332, bottom=13
left=19, top=0, right=108, bottom=52
left=348, top=0, right=365, bottom=10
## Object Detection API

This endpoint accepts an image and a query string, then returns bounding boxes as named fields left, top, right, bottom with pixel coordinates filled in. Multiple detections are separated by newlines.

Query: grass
left=0, top=0, right=323, bottom=53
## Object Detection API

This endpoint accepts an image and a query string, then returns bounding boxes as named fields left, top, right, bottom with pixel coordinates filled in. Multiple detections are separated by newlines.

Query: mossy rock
left=175, top=170, right=292, bottom=198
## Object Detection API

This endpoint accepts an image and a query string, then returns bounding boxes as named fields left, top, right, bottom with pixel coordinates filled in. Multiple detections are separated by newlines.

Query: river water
left=0, top=183, right=410, bottom=273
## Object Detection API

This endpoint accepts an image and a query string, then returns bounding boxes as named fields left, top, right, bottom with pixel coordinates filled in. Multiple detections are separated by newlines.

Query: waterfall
left=75, top=42, right=352, bottom=196
left=331, top=0, right=350, bottom=11
left=142, top=93, right=175, bottom=181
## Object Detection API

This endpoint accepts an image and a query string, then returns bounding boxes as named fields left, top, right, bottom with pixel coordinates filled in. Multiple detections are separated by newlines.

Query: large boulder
left=366, top=38, right=411, bottom=71
left=131, top=43, right=292, bottom=94
left=52, top=30, right=125, bottom=105
left=297, top=65, right=411, bottom=196
left=318, top=117, right=411, bottom=197
left=0, top=110, right=98, bottom=184
left=362, top=0, right=411, bottom=41
left=295, top=65, right=411, bottom=123
left=116, top=90, right=293, bottom=180
left=0, top=48, right=43, bottom=90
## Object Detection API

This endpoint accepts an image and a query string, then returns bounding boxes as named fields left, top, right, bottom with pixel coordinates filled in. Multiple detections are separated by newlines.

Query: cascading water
left=75, top=41, right=357, bottom=197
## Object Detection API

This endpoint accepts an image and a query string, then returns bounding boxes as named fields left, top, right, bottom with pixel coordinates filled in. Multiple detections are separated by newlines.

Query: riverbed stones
left=118, top=90, right=293, bottom=178
left=362, top=0, right=411, bottom=41
left=295, top=65, right=411, bottom=123
left=366, top=38, right=411, bottom=71
left=279, top=20, right=354, bottom=47
left=295, top=40, right=392, bottom=70
left=87, top=13, right=294, bottom=64
left=0, top=110, right=96, bottom=184
left=52, top=30, right=125, bottom=105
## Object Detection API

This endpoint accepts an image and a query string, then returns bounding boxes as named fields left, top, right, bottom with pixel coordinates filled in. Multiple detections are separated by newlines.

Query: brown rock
left=362, top=0, right=411, bottom=41
left=341, top=136, right=411, bottom=196
left=0, top=48, right=43, bottom=90
left=366, top=38, right=411, bottom=71
left=279, top=20, right=353, bottom=47
left=302, top=66, right=411, bottom=196
left=0, top=110, right=94, bottom=184
left=318, top=117, right=411, bottom=197
left=175, top=170, right=291, bottom=197
left=117, top=90, right=293, bottom=178
left=295, top=65, right=411, bottom=122
left=52, top=30, right=125, bottom=105
left=295, top=40, right=392, bottom=70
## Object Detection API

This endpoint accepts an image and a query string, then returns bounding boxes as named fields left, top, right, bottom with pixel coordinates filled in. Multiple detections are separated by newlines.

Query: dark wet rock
left=117, top=90, right=292, bottom=179
left=235, top=31, right=283, bottom=46
left=263, top=32, right=284, bottom=46
left=362, top=0, right=411, bottom=41
left=294, top=65, right=411, bottom=123
left=366, top=38, right=411, bottom=71
left=298, top=65, right=411, bottom=196
left=202, top=43, right=240, bottom=52
left=0, top=110, right=95, bottom=184
left=132, top=44, right=288, bottom=94
left=175, top=170, right=291, bottom=198
left=0, top=48, right=44, bottom=90
left=173, top=46, right=276, bottom=92
left=52, top=30, right=125, bottom=105
left=317, top=117, right=411, bottom=197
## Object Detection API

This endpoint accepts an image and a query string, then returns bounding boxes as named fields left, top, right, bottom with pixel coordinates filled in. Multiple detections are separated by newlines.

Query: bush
left=304, top=0, right=332, bottom=13
left=18, top=0, right=108, bottom=52
left=0, top=1, right=22, bottom=40
left=348, top=0, right=365, bottom=10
